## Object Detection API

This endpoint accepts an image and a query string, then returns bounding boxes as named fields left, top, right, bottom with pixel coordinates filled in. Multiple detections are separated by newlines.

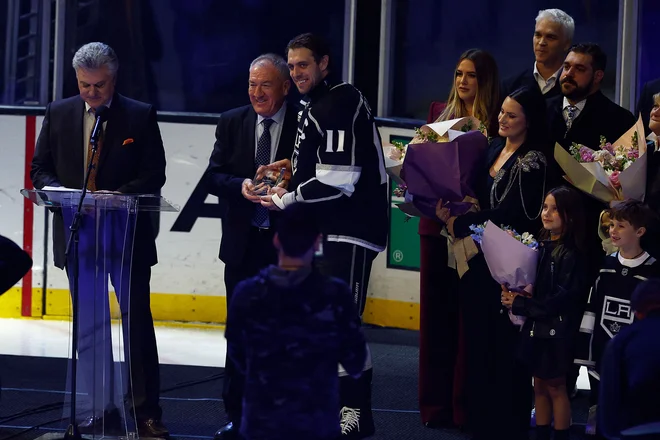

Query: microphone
left=89, top=105, right=110, bottom=149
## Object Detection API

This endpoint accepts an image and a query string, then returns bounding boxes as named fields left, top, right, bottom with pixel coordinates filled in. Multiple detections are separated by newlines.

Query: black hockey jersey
left=574, top=252, right=660, bottom=377
left=282, top=80, right=388, bottom=252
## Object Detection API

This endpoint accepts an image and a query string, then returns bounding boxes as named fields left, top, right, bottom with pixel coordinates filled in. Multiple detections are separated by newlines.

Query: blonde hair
left=438, top=49, right=500, bottom=133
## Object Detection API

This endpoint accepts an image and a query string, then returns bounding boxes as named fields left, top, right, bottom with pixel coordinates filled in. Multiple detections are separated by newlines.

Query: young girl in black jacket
left=501, top=186, right=588, bottom=440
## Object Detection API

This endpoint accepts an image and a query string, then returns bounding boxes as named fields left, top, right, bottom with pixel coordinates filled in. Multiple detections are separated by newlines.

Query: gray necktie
left=253, top=119, right=274, bottom=227
left=565, top=105, right=578, bottom=134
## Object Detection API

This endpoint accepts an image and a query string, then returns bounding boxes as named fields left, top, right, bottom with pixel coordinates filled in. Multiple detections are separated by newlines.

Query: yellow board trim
left=0, top=287, right=419, bottom=331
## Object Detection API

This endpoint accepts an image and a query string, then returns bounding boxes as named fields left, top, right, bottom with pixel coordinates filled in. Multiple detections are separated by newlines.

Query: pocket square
left=122, top=138, right=134, bottom=146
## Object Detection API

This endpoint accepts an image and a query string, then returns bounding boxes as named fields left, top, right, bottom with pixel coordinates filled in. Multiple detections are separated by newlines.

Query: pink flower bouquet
left=554, top=115, right=647, bottom=203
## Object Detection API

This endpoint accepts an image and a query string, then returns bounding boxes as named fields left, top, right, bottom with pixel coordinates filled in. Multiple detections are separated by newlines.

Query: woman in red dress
left=418, top=48, right=500, bottom=429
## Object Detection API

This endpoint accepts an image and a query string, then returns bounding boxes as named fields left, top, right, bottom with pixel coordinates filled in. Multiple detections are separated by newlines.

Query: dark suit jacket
left=636, top=77, right=660, bottom=135
left=547, top=90, right=637, bottom=157
left=502, top=68, right=562, bottom=101
left=0, top=235, right=33, bottom=295
left=547, top=90, right=637, bottom=277
left=206, top=104, right=298, bottom=264
left=30, top=93, right=166, bottom=269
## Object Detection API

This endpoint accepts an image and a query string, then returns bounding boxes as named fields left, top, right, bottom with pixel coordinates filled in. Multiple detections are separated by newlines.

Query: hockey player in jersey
left=260, top=33, right=388, bottom=439
left=574, top=200, right=660, bottom=436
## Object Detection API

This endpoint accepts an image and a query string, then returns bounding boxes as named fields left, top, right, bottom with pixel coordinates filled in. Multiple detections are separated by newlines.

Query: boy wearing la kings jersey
left=574, top=252, right=659, bottom=375
left=574, top=200, right=660, bottom=436
left=263, top=33, right=387, bottom=439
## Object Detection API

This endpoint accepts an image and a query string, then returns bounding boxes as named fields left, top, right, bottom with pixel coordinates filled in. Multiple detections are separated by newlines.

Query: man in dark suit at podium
left=30, top=42, right=169, bottom=438
left=502, top=9, right=574, bottom=100
left=206, top=53, right=298, bottom=440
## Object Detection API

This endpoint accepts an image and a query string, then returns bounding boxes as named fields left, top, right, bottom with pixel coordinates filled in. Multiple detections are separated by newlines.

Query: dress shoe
left=78, top=408, right=122, bottom=435
left=137, top=418, right=170, bottom=439
left=214, top=422, right=242, bottom=440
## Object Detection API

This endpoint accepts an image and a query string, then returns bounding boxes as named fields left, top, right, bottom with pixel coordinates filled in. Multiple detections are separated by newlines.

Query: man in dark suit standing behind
left=547, top=43, right=636, bottom=435
left=206, top=53, right=298, bottom=440
left=548, top=43, right=636, bottom=159
left=502, top=8, right=574, bottom=100
left=30, top=42, right=169, bottom=438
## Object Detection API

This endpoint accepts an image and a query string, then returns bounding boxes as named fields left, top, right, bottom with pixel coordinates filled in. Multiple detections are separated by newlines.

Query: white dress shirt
left=562, top=96, right=587, bottom=125
left=255, top=102, right=287, bottom=163
left=533, top=63, right=562, bottom=95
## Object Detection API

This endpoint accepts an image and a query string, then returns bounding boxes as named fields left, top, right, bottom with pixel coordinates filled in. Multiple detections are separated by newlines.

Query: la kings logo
left=601, top=295, right=634, bottom=338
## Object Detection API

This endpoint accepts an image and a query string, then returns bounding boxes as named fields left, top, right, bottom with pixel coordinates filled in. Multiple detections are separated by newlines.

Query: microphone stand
left=61, top=124, right=102, bottom=440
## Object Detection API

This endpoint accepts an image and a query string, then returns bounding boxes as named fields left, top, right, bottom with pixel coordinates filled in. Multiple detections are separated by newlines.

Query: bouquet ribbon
left=446, top=196, right=480, bottom=277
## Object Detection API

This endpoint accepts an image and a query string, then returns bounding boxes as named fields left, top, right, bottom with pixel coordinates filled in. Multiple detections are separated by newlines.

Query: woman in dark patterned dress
left=439, top=86, right=551, bottom=440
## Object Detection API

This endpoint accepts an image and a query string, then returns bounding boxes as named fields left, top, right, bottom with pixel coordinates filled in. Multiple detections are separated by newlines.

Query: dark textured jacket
left=452, top=137, right=548, bottom=239
left=225, top=265, right=368, bottom=440
left=512, top=240, right=587, bottom=338
left=599, top=312, right=660, bottom=439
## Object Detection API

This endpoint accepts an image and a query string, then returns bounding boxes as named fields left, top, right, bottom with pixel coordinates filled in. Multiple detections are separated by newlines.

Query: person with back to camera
left=260, top=32, right=388, bottom=439
left=598, top=278, right=660, bottom=439
left=224, top=203, right=368, bottom=440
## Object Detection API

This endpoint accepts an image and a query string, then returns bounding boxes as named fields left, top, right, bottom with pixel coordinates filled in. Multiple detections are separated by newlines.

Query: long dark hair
left=506, top=86, right=550, bottom=155
left=541, top=186, right=586, bottom=253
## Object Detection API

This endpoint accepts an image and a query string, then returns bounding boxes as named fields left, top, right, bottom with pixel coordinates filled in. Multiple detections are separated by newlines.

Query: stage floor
left=0, top=318, right=593, bottom=439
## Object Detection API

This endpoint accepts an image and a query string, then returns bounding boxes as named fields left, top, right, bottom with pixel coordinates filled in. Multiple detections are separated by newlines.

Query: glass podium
left=22, top=189, right=177, bottom=440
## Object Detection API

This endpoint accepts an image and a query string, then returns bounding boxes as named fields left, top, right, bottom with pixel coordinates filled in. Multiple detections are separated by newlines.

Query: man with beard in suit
left=502, top=8, right=574, bottom=100
left=206, top=53, right=298, bottom=440
left=547, top=42, right=636, bottom=437
left=30, top=42, right=169, bottom=438
left=547, top=43, right=636, bottom=249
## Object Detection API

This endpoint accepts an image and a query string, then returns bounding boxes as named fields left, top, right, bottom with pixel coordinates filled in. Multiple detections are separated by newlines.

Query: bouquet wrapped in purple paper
left=471, top=220, right=539, bottom=326
left=400, top=116, right=489, bottom=219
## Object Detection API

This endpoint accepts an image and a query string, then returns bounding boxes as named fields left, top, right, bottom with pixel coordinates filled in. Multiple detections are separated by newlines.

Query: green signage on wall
left=387, top=135, right=420, bottom=271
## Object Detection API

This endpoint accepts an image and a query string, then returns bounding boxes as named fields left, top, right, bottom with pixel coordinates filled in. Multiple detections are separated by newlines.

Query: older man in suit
left=30, top=42, right=168, bottom=438
left=206, top=53, right=298, bottom=440
left=502, top=9, right=574, bottom=100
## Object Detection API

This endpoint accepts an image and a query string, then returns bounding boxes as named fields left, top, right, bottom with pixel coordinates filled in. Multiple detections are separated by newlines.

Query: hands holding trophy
left=242, top=159, right=292, bottom=210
